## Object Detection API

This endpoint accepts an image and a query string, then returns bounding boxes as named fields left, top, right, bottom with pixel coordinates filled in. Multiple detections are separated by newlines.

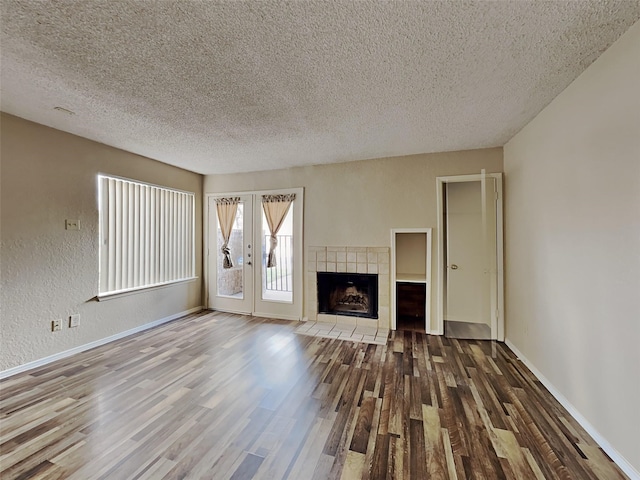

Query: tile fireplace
left=306, top=246, right=390, bottom=329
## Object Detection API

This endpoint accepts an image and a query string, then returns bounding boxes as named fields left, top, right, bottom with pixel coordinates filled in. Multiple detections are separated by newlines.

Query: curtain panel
left=215, top=197, right=240, bottom=269
left=262, top=194, right=296, bottom=268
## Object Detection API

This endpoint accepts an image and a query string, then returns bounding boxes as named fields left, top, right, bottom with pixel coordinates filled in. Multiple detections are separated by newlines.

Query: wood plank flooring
left=0, top=311, right=627, bottom=479
left=396, top=316, right=427, bottom=334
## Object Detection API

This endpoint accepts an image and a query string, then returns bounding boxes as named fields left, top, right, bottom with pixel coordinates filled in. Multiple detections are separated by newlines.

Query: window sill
left=97, top=277, right=199, bottom=302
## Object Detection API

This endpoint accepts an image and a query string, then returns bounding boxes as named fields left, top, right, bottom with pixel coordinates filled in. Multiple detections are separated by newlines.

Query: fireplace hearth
left=317, top=272, right=378, bottom=319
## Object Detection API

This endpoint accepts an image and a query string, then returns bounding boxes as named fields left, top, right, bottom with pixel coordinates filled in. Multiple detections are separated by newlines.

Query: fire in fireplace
left=317, top=272, right=378, bottom=319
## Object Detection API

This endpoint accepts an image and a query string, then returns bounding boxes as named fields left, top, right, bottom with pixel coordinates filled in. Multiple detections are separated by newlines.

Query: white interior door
left=445, top=181, right=485, bottom=323
left=444, top=178, right=498, bottom=336
left=207, top=189, right=304, bottom=321
left=208, top=194, right=254, bottom=314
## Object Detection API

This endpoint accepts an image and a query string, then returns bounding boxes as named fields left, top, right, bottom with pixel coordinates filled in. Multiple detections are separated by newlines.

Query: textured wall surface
left=0, top=114, right=203, bottom=372
left=1, top=1, right=639, bottom=174
left=204, top=148, right=503, bottom=331
left=504, top=21, right=640, bottom=474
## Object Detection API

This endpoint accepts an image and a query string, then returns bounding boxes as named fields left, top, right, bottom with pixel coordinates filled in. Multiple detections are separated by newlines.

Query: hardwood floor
left=0, top=311, right=627, bottom=479
left=396, top=315, right=427, bottom=334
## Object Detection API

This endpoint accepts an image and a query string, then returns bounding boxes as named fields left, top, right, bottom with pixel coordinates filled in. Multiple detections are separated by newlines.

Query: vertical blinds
left=98, top=175, right=195, bottom=295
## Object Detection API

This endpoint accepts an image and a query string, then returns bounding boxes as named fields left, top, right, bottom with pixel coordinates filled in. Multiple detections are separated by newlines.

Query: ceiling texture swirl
left=2, top=1, right=639, bottom=174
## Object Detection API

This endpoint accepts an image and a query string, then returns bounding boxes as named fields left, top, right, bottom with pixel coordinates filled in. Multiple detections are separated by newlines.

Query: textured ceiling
left=1, top=1, right=639, bottom=175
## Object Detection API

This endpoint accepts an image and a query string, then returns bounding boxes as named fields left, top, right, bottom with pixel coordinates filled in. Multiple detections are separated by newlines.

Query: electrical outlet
left=65, top=219, right=80, bottom=230
left=69, top=314, right=80, bottom=328
left=51, top=319, right=62, bottom=332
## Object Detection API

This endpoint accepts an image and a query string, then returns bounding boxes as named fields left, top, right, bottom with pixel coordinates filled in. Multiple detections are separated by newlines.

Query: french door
left=207, top=188, right=303, bottom=321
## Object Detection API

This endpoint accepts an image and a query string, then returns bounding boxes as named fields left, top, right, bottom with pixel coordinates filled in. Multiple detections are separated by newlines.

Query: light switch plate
left=69, top=314, right=80, bottom=328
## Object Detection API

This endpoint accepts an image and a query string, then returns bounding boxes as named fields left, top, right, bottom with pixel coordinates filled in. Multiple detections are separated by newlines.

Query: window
left=98, top=175, right=195, bottom=297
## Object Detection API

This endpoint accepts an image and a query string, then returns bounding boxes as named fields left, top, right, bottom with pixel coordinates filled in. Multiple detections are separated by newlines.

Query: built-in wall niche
left=391, top=229, right=432, bottom=332
left=395, top=233, right=427, bottom=282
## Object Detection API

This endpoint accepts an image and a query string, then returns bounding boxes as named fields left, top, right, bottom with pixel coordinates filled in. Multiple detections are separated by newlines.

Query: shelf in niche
left=396, top=273, right=427, bottom=283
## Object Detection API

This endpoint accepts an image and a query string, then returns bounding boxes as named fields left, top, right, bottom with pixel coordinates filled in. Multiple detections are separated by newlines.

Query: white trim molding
left=0, top=306, right=203, bottom=380
left=97, top=277, right=199, bottom=301
left=505, top=339, right=640, bottom=480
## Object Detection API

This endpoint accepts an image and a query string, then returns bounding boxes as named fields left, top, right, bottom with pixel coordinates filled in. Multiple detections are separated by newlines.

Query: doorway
left=436, top=173, right=504, bottom=340
left=206, top=188, right=304, bottom=321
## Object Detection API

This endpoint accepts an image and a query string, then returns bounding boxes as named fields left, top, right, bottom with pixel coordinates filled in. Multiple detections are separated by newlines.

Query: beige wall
left=504, top=21, right=640, bottom=474
left=0, top=114, right=203, bottom=372
left=204, top=148, right=503, bottom=329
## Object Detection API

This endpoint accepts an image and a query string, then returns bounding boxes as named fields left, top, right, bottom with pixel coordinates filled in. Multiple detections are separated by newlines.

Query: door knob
left=450, top=264, right=458, bottom=270
left=247, top=261, right=252, bottom=266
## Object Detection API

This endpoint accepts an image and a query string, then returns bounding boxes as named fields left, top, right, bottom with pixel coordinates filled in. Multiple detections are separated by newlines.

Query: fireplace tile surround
left=306, top=246, right=390, bottom=329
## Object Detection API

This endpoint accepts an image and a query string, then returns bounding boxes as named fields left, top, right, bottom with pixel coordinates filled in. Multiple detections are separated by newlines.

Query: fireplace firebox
left=317, top=272, right=378, bottom=319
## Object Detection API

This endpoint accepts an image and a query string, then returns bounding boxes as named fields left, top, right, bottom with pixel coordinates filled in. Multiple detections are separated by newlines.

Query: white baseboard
left=0, top=306, right=203, bottom=380
left=204, top=309, right=301, bottom=322
left=252, top=311, right=301, bottom=322
left=505, top=338, right=639, bottom=480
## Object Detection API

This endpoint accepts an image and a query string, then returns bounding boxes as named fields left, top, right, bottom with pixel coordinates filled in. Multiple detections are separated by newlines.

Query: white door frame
left=205, top=187, right=304, bottom=321
left=435, top=173, right=504, bottom=340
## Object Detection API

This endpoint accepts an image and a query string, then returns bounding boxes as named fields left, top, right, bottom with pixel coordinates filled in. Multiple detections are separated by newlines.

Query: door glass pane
left=217, top=203, right=244, bottom=298
left=261, top=205, right=293, bottom=302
